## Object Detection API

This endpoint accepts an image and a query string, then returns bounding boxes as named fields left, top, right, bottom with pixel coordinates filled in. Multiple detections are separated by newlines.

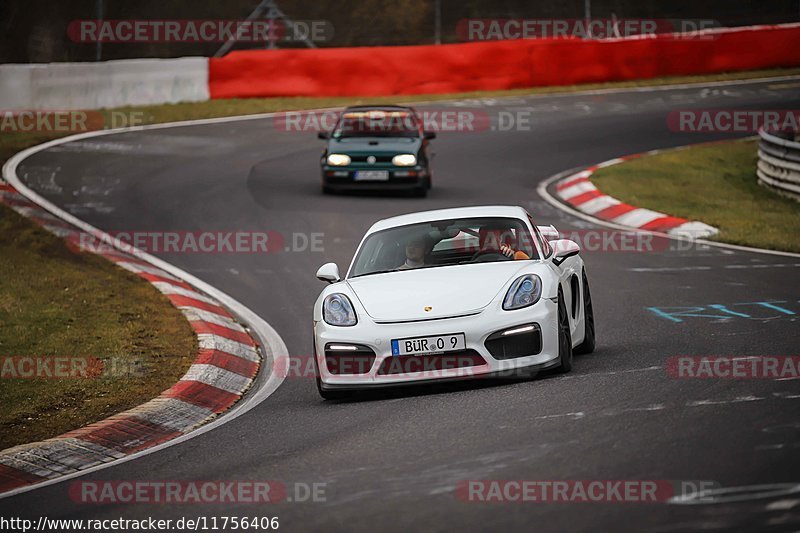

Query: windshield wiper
left=351, top=268, right=401, bottom=278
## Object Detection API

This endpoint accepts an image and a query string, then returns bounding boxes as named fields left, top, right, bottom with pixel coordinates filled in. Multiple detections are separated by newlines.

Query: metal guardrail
left=757, top=129, right=800, bottom=201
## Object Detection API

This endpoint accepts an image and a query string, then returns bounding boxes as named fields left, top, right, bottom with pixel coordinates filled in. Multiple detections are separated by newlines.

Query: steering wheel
left=471, top=250, right=511, bottom=262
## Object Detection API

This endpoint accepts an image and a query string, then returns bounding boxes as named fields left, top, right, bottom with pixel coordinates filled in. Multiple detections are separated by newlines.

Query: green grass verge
left=0, top=206, right=197, bottom=450
left=591, top=140, right=800, bottom=253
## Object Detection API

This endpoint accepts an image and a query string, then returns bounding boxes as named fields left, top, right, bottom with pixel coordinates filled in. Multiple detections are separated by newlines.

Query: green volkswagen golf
left=318, top=105, right=436, bottom=197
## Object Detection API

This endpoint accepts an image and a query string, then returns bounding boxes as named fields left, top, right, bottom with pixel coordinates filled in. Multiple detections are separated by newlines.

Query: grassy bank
left=591, top=140, right=800, bottom=253
left=0, top=205, right=197, bottom=450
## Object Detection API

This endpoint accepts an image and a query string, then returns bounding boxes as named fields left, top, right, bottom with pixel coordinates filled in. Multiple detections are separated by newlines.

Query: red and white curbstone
left=554, top=154, right=718, bottom=239
left=0, top=181, right=262, bottom=493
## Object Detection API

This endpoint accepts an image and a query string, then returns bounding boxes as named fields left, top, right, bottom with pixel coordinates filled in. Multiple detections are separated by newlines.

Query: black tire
left=322, top=185, right=335, bottom=195
left=316, top=376, right=353, bottom=401
left=574, top=270, right=596, bottom=355
left=411, top=186, right=427, bottom=198
left=554, top=288, right=573, bottom=373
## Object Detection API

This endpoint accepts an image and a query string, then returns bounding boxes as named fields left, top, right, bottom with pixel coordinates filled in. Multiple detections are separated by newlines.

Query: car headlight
left=323, top=293, right=358, bottom=326
left=327, top=154, right=351, bottom=166
left=392, top=154, right=417, bottom=166
left=503, top=275, right=542, bottom=311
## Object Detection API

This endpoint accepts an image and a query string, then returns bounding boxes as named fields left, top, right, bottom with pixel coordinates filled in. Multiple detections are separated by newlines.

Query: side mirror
left=318, top=131, right=330, bottom=140
left=423, top=131, right=437, bottom=140
left=316, top=262, right=341, bottom=283
left=536, top=225, right=560, bottom=242
left=550, top=239, right=580, bottom=266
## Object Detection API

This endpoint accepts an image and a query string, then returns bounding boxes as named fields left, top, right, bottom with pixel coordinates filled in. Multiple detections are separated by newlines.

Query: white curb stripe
left=576, top=195, right=620, bottom=215
left=151, top=282, right=218, bottom=305
left=198, top=333, right=260, bottom=362
left=181, top=364, right=252, bottom=394
left=10, top=451, right=77, bottom=475
left=559, top=181, right=598, bottom=201
left=3, top=439, right=120, bottom=474
left=611, top=208, right=666, bottom=228
left=668, top=221, right=720, bottom=239
left=182, top=308, right=244, bottom=332
left=596, top=157, right=625, bottom=168
left=127, top=398, right=215, bottom=433
left=64, top=438, right=126, bottom=461
left=0, top=455, right=60, bottom=479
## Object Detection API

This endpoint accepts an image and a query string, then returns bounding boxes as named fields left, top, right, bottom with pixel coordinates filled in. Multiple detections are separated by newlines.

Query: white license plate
left=391, top=333, right=466, bottom=356
left=355, top=170, right=389, bottom=181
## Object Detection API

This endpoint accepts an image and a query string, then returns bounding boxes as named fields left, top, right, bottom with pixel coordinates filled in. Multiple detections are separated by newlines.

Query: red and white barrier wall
left=1, top=23, right=799, bottom=110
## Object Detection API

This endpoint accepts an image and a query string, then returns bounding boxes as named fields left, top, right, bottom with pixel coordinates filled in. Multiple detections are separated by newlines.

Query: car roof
left=342, top=105, right=415, bottom=113
left=368, top=206, right=532, bottom=233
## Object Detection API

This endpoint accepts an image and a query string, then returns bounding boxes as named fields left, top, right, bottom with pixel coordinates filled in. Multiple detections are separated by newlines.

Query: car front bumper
left=314, top=298, right=560, bottom=389
left=321, top=165, right=428, bottom=189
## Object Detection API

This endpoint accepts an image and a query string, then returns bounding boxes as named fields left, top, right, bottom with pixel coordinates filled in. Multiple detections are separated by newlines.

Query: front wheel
left=574, top=270, right=596, bottom=355
left=554, top=288, right=573, bottom=373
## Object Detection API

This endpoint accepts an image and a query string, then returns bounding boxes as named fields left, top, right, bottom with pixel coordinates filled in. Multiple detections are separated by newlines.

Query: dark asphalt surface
left=2, top=77, right=800, bottom=532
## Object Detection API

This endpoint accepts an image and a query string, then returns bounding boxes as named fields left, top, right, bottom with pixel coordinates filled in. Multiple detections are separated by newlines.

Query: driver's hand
left=500, top=244, right=514, bottom=257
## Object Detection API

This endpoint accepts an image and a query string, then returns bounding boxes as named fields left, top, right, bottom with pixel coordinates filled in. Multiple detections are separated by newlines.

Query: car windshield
left=349, top=217, right=539, bottom=278
left=332, top=110, right=420, bottom=138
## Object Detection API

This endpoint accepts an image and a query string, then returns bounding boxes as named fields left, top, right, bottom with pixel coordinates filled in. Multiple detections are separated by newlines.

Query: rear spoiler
left=537, top=225, right=560, bottom=242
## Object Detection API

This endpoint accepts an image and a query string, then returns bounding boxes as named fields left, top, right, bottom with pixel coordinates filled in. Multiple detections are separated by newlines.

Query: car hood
left=328, top=136, right=421, bottom=153
left=346, top=262, right=530, bottom=322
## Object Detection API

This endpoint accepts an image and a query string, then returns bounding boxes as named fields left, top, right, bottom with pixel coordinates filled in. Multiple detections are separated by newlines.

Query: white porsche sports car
left=312, top=206, right=595, bottom=399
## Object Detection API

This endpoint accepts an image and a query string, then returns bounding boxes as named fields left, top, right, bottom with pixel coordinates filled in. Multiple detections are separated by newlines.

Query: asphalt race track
left=2, top=77, right=800, bottom=531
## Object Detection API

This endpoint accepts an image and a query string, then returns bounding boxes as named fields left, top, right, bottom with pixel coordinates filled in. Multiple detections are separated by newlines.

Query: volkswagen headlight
left=323, top=293, right=358, bottom=326
left=503, top=275, right=542, bottom=311
left=327, top=154, right=351, bottom=166
left=392, top=154, right=417, bottom=166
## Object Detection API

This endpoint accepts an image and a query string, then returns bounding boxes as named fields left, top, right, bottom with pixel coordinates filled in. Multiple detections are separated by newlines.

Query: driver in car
left=478, top=228, right=530, bottom=260
left=397, top=237, right=428, bottom=270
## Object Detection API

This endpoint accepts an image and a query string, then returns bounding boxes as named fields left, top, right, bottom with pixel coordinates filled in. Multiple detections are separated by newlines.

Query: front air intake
left=484, top=324, right=542, bottom=360
left=324, top=343, right=376, bottom=375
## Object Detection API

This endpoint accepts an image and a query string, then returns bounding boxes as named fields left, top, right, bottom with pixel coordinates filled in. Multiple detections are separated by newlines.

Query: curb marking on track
left=553, top=151, right=719, bottom=239
left=0, top=186, right=267, bottom=495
